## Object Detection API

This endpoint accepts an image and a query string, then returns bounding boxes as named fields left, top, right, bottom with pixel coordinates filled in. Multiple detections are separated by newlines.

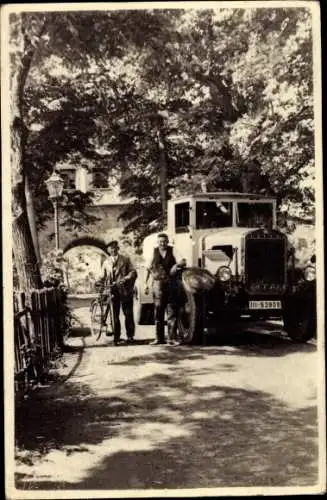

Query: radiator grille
left=245, top=233, right=286, bottom=293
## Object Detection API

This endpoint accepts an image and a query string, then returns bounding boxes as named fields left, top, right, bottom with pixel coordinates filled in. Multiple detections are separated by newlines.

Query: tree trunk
left=12, top=116, right=43, bottom=291
left=12, top=212, right=43, bottom=291
left=11, top=14, right=43, bottom=292
left=157, top=127, right=167, bottom=222
left=25, top=174, right=41, bottom=263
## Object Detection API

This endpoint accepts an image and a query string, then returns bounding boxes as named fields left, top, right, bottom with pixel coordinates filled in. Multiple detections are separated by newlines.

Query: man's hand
left=170, top=260, right=186, bottom=275
left=116, top=276, right=130, bottom=287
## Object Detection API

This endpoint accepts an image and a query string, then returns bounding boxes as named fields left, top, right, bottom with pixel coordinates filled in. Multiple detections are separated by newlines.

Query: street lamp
left=45, top=170, right=64, bottom=250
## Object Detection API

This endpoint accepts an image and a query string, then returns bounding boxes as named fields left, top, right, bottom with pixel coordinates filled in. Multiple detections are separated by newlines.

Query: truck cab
left=168, top=192, right=277, bottom=276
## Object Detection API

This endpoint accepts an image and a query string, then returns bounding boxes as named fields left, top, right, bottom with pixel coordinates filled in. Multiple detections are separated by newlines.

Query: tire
left=177, top=289, right=204, bottom=345
left=90, top=300, right=106, bottom=341
left=283, top=301, right=315, bottom=343
left=106, top=299, right=117, bottom=337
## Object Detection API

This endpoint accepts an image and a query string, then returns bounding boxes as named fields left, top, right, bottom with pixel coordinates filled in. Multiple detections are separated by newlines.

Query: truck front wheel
left=283, top=300, right=315, bottom=343
left=177, top=289, right=204, bottom=345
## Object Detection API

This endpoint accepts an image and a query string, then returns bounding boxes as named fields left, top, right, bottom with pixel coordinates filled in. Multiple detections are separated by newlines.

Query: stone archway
left=62, top=236, right=109, bottom=255
left=62, top=237, right=109, bottom=295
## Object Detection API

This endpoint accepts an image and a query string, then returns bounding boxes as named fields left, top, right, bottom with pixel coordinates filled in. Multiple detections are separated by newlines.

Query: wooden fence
left=14, top=287, right=66, bottom=394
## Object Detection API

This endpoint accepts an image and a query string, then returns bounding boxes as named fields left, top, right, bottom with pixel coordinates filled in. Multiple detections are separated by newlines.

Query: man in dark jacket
left=144, top=233, right=186, bottom=345
left=101, top=240, right=137, bottom=345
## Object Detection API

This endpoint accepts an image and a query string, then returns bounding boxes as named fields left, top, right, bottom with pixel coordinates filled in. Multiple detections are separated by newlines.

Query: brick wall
left=38, top=204, right=130, bottom=258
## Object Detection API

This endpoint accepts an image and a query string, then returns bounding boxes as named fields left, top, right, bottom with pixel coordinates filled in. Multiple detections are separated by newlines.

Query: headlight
left=304, top=265, right=316, bottom=282
left=217, top=266, right=232, bottom=282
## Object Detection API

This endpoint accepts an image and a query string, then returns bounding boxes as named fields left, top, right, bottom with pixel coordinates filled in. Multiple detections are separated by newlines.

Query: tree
left=8, top=8, right=183, bottom=289
left=115, top=7, right=314, bottom=243
left=10, top=13, right=46, bottom=291
left=228, top=8, right=314, bottom=219
left=94, top=9, right=246, bottom=244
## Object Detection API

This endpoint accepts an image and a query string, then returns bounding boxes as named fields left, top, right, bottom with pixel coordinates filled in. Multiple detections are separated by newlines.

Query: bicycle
left=90, top=283, right=117, bottom=341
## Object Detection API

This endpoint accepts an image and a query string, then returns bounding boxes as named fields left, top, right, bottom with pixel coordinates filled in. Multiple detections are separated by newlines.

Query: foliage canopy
left=11, top=7, right=315, bottom=250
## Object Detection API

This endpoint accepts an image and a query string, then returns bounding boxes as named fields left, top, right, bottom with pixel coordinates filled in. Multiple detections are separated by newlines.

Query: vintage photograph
left=2, top=1, right=325, bottom=497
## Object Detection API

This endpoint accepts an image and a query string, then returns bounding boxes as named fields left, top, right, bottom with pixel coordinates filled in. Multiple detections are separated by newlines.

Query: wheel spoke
left=90, top=301, right=105, bottom=340
left=177, top=289, right=204, bottom=345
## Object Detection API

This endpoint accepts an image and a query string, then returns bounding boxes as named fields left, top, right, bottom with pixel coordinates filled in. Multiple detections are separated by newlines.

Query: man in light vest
left=144, top=233, right=186, bottom=345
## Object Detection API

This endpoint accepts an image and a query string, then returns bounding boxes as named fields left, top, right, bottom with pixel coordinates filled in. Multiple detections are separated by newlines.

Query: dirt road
left=15, top=298, right=320, bottom=492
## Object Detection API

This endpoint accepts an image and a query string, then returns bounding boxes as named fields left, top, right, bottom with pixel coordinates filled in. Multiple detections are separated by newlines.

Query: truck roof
left=171, top=192, right=276, bottom=202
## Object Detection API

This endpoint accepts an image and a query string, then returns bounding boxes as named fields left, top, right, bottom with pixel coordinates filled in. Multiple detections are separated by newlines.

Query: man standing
left=101, top=240, right=137, bottom=345
left=144, top=233, right=186, bottom=345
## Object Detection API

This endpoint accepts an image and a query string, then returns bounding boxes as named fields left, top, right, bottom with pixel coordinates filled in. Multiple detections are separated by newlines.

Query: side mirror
left=310, top=254, right=316, bottom=264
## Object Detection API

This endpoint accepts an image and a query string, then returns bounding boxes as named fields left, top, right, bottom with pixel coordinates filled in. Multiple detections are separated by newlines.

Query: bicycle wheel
left=90, top=300, right=106, bottom=341
left=105, top=298, right=117, bottom=337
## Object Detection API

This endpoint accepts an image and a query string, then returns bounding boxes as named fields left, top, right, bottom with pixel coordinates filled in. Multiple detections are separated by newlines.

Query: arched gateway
left=62, top=237, right=109, bottom=294
left=62, top=236, right=109, bottom=255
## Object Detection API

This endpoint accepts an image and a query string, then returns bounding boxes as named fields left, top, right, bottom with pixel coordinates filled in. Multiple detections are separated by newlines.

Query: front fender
left=181, top=267, right=216, bottom=294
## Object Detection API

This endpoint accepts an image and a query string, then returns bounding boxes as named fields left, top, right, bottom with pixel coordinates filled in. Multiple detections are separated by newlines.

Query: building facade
left=38, top=165, right=133, bottom=258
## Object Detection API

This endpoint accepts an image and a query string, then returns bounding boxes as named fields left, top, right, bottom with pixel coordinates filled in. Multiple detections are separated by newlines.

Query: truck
left=134, top=192, right=316, bottom=344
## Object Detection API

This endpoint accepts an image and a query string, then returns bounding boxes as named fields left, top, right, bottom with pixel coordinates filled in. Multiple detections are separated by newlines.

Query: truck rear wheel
left=177, top=289, right=204, bottom=345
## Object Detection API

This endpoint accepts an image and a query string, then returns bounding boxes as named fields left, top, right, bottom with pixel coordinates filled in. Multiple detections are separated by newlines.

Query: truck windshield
left=236, top=202, right=273, bottom=228
left=196, top=201, right=233, bottom=229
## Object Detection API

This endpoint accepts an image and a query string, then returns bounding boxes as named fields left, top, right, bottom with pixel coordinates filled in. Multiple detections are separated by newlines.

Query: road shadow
left=69, top=326, right=92, bottom=338
left=15, top=308, right=318, bottom=490
left=68, top=315, right=316, bottom=358
left=104, top=334, right=316, bottom=368
left=204, top=328, right=316, bottom=356
left=128, top=339, right=154, bottom=346
left=15, top=366, right=318, bottom=490
left=79, top=338, right=155, bottom=350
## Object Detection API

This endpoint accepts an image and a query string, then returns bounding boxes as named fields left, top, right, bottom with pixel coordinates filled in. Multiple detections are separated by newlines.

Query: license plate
left=249, top=300, right=282, bottom=310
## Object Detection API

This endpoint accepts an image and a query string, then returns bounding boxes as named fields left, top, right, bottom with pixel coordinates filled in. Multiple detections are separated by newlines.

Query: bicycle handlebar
left=95, top=281, right=118, bottom=293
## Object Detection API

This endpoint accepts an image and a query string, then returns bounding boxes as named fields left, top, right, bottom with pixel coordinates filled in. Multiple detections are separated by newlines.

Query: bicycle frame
left=90, top=283, right=117, bottom=340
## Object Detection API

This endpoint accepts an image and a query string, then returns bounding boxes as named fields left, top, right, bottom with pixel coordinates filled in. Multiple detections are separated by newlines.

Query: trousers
left=111, top=295, right=135, bottom=341
left=152, top=279, right=177, bottom=342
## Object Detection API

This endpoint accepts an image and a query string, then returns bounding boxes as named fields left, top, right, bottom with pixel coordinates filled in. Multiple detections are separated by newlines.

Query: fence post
left=31, top=290, right=44, bottom=384
left=14, top=285, right=67, bottom=395
left=49, top=287, right=57, bottom=351
left=14, top=293, right=24, bottom=392
left=43, top=290, right=51, bottom=358
left=27, top=290, right=36, bottom=345
left=17, top=293, right=30, bottom=348
left=57, top=287, right=65, bottom=349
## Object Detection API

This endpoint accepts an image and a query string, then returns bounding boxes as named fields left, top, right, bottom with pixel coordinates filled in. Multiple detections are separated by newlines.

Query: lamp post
left=45, top=170, right=64, bottom=250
